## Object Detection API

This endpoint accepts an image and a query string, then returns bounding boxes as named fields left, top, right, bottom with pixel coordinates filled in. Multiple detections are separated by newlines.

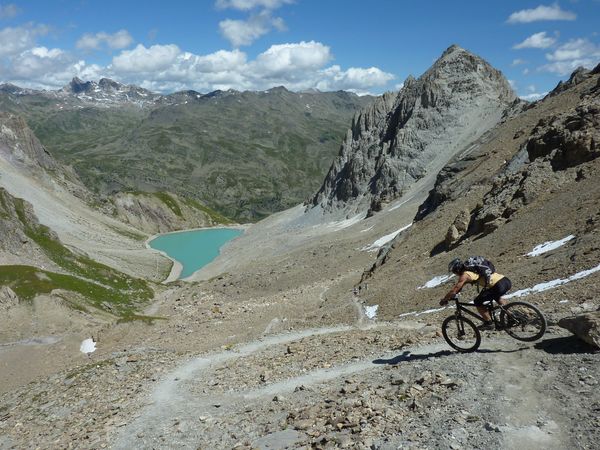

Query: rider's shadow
left=373, top=346, right=527, bottom=365
left=373, top=350, right=452, bottom=365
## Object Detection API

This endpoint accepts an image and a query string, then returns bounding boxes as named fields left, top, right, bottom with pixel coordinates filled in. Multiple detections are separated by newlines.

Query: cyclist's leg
left=495, top=277, right=512, bottom=306
left=474, top=290, right=494, bottom=321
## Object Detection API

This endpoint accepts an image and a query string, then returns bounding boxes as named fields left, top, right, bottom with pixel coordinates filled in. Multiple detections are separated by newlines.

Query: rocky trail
left=109, top=318, right=599, bottom=450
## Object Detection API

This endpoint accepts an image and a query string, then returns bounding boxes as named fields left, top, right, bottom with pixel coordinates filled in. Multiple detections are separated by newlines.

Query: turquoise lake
left=149, top=228, right=243, bottom=278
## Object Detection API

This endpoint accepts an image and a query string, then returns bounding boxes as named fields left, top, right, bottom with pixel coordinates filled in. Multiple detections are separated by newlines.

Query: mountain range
left=0, top=79, right=372, bottom=221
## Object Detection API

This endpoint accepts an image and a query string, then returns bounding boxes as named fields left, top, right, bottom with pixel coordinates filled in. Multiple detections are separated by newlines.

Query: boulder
left=444, top=209, right=470, bottom=248
left=0, top=286, right=19, bottom=310
left=558, top=312, right=600, bottom=348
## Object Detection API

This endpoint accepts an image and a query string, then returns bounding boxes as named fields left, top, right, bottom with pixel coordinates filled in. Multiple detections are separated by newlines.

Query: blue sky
left=0, top=1, right=599, bottom=99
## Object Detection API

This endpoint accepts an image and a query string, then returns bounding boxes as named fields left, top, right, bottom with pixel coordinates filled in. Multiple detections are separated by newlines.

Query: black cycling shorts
left=474, top=277, right=512, bottom=306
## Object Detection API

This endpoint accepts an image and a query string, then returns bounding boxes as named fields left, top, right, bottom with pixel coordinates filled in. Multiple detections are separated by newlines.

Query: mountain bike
left=441, top=294, right=546, bottom=352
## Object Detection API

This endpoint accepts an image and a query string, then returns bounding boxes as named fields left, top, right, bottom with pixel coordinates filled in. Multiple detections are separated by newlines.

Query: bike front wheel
left=499, top=301, right=546, bottom=342
left=442, top=316, right=481, bottom=352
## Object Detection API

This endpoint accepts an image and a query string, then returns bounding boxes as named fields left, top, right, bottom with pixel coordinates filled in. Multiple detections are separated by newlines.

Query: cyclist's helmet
left=448, top=257, right=463, bottom=274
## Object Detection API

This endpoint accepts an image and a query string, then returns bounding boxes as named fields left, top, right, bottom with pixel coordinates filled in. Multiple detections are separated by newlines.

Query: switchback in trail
left=112, top=321, right=598, bottom=450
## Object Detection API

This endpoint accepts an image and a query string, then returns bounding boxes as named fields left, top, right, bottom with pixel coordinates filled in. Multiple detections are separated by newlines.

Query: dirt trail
left=110, top=321, right=594, bottom=450
left=112, top=325, right=358, bottom=449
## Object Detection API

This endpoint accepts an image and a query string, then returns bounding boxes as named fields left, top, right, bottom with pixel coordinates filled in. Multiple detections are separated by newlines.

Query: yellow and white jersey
left=464, top=271, right=504, bottom=288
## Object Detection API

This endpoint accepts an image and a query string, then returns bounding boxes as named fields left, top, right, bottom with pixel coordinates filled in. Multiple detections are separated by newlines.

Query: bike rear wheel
left=442, top=316, right=481, bottom=352
left=499, top=301, right=546, bottom=342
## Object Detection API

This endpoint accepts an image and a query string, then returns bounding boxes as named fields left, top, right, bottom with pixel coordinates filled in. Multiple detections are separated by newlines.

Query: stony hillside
left=0, top=81, right=373, bottom=221
left=360, top=64, right=600, bottom=318
left=310, top=45, right=518, bottom=216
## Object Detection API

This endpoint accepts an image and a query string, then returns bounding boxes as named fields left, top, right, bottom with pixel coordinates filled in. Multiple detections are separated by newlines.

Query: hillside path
left=111, top=324, right=597, bottom=449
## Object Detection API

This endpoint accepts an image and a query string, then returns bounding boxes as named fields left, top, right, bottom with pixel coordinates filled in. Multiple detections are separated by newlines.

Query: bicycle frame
left=451, top=298, right=506, bottom=327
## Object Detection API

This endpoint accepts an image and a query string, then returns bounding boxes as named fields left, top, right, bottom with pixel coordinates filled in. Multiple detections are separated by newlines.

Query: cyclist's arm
left=441, top=273, right=472, bottom=303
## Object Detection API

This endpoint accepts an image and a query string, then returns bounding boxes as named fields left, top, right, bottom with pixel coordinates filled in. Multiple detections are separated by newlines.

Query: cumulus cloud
left=193, top=49, right=247, bottom=72
left=0, top=24, right=49, bottom=57
left=76, top=30, right=134, bottom=51
left=216, top=0, right=293, bottom=11
left=2, top=36, right=394, bottom=94
left=316, top=66, right=395, bottom=92
left=252, top=41, right=331, bottom=76
left=507, top=3, right=576, bottom=24
left=540, top=38, right=600, bottom=75
left=0, top=3, right=19, bottom=19
left=513, top=31, right=556, bottom=49
left=106, top=40, right=394, bottom=93
left=219, top=11, right=285, bottom=47
left=111, top=43, right=180, bottom=72
left=3, top=46, right=103, bottom=89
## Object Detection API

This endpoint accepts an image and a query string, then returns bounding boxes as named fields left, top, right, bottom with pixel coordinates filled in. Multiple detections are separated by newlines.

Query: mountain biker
left=439, top=258, right=512, bottom=330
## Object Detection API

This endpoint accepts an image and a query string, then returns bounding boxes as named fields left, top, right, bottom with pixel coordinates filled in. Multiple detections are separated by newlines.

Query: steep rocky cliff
left=310, top=45, right=518, bottom=215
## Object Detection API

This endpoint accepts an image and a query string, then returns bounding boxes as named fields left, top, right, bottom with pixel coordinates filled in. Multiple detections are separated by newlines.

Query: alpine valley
left=0, top=45, right=599, bottom=450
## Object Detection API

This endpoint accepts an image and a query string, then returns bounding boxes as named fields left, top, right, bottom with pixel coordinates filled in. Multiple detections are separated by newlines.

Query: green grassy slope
left=1, top=195, right=154, bottom=317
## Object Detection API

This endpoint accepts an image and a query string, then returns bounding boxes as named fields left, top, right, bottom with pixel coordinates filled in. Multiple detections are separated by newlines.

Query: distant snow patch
left=360, top=226, right=374, bottom=233
left=326, top=214, right=364, bottom=231
left=389, top=195, right=415, bottom=211
left=559, top=300, right=569, bottom=304
left=506, top=263, right=600, bottom=298
left=80, top=338, right=96, bottom=354
left=362, top=223, right=412, bottom=252
left=364, top=305, right=379, bottom=319
left=527, top=235, right=575, bottom=256
left=417, top=275, right=454, bottom=289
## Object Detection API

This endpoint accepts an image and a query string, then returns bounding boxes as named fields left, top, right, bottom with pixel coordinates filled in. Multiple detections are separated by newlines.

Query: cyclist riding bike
left=440, top=258, right=512, bottom=330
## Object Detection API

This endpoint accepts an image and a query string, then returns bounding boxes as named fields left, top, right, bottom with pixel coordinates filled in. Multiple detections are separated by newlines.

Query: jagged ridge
left=310, top=45, right=518, bottom=215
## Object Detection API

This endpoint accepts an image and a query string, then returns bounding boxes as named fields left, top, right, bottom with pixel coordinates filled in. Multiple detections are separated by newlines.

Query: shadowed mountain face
left=310, top=45, right=519, bottom=216
left=0, top=81, right=372, bottom=222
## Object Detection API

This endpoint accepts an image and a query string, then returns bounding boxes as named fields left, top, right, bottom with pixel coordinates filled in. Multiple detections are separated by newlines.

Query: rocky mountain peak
left=67, top=77, right=95, bottom=94
left=310, top=46, right=517, bottom=215
left=98, top=78, right=122, bottom=91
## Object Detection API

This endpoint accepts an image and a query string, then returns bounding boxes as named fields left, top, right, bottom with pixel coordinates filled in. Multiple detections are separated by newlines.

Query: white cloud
left=193, top=49, right=247, bottom=72
left=523, top=68, right=530, bottom=75
left=253, top=41, right=331, bottom=76
left=219, top=11, right=284, bottom=47
left=513, top=31, right=556, bottom=49
left=507, top=3, right=576, bottom=23
left=316, top=65, right=395, bottom=92
left=2, top=37, right=394, bottom=95
left=4, top=46, right=103, bottom=89
left=519, top=92, right=548, bottom=101
left=511, top=58, right=527, bottom=66
left=216, top=0, right=293, bottom=11
left=76, top=30, right=134, bottom=51
left=0, top=3, right=19, bottom=19
left=540, top=38, right=600, bottom=75
left=546, top=38, right=599, bottom=61
left=0, top=24, right=49, bottom=57
left=111, top=43, right=180, bottom=72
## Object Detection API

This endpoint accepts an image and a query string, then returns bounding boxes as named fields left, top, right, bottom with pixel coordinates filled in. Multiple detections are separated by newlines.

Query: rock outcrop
left=310, top=45, right=517, bottom=215
left=111, top=191, right=230, bottom=234
left=467, top=82, right=599, bottom=237
left=0, top=112, right=90, bottom=201
left=0, top=113, right=60, bottom=172
left=559, top=311, right=600, bottom=348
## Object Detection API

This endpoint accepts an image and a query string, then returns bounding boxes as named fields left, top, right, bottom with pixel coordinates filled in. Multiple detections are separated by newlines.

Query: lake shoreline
left=145, top=226, right=247, bottom=283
